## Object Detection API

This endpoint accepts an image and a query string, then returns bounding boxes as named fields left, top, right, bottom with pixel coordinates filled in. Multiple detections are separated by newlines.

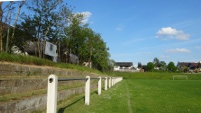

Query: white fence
left=46, top=74, right=123, bottom=113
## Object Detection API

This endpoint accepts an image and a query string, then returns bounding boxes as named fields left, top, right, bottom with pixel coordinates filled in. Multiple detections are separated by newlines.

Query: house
left=177, top=61, right=201, bottom=72
left=114, top=62, right=134, bottom=71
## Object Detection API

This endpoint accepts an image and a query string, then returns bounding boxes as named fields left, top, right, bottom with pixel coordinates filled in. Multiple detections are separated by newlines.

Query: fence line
left=46, top=74, right=123, bottom=113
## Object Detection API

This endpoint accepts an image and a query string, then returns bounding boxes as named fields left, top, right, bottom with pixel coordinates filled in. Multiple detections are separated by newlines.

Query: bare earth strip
left=126, top=81, right=133, bottom=113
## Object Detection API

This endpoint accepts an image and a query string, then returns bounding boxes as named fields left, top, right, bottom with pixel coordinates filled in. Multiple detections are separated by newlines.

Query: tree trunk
left=0, top=2, right=3, bottom=52
left=11, top=2, right=25, bottom=47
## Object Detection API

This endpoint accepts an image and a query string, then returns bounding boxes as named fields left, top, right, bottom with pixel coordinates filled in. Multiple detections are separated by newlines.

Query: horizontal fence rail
left=46, top=74, right=123, bottom=113
left=58, top=78, right=88, bottom=81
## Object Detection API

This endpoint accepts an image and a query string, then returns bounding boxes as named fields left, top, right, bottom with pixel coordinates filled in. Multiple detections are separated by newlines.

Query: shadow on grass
left=57, top=96, right=85, bottom=113
left=57, top=91, right=97, bottom=113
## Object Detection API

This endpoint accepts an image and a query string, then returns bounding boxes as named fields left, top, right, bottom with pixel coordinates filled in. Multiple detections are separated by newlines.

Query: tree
left=63, top=13, right=110, bottom=71
left=137, top=62, right=142, bottom=69
left=0, top=2, right=3, bottom=52
left=167, top=62, right=176, bottom=72
left=197, top=62, right=201, bottom=68
left=11, top=1, right=25, bottom=46
left=108, top=59, right=115, bottom=71
left=159, top=61, right=167, bottom=71
left=153, top=57, right=160, bottom=67
left=147, top=62, right=154, bottom=72
left=19, top=0, right=70, bottom=58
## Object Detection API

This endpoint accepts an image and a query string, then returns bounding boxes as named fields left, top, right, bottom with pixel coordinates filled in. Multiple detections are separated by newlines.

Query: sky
left=2, top=0, right=201, bottom=66
left=66, top=0, right=201, bottom=66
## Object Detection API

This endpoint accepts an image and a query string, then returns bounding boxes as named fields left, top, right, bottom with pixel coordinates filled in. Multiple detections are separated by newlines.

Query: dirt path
left=126, top=81, right=133, bottom=113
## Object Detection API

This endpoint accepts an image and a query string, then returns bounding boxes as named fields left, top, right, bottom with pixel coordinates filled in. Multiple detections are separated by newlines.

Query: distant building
left=177, top=61, right=201, bottom=72
left=114, top=62, right=136, bottom=72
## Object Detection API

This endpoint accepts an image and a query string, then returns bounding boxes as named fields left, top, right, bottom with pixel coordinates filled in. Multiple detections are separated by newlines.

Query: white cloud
left=195, top=46, right=201, bottom=49
left=74, top=11, right=92, bottom=24
left=156, top=27, right=190, bottom=40
left=166, top=48, right=191, bottom=53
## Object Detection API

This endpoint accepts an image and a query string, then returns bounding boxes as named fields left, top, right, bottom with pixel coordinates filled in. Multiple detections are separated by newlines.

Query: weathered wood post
left=85, top=76, right=90, bottom=105
left=98, top=77, right=101, bottom=95
left=105, top=77, right=108, bottom=90
left=46, top=74, right=58, bottom=113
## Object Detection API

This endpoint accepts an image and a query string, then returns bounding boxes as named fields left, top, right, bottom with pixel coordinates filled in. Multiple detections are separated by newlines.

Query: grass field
left=57, top=79, right=201, bottom=113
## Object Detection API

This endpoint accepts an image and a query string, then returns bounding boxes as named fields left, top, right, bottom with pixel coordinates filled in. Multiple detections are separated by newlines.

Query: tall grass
left=0, top=52, right=101, bottom=74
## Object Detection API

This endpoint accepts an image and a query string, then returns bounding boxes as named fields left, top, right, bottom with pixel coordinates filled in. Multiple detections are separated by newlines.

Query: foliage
left=17, top=0, right=72, bottom=58
left=159, top=61, right=167, bottom=70
left=153, top=57, right=159, bottom=67
left=147, top=62, right=154, bottom=71
left=2, top=0, right=111, bottom=72
left=137, top=62, right=142, bottom=68
left=167, top=61, right=177, bottom=72
left=63, top=13, right=110, bottom=71
left=2, top=26, right=33, bottom=52
left=0, top=2, right=26, bottom=52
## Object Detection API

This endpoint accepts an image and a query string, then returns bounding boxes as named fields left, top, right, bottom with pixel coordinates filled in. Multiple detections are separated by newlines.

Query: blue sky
left=66, top=0, right=201, bottom=66
left=2, top=0, right=200, bottom=66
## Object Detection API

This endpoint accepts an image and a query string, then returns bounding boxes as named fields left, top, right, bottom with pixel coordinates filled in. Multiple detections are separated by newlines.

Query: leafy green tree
left=137, top=62, right=142, bottom=69
left=153, top=57, right=160, bottom=67
left=167, top=62, right=176, bottom=72
left=159, top=61, right=167, bottom=71
left=63, top=13, right=110, bottom=71
left=108, top=59, right=115, bottom=71
left=19, top=0, right=70, bottom=57
left=147, top=62, right=154, bottom=72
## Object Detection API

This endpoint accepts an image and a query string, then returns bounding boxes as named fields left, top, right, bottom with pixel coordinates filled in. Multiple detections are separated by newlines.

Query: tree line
left=0, top=0, right=113, bottom=71
left=138, top=57, right=178, bottom=72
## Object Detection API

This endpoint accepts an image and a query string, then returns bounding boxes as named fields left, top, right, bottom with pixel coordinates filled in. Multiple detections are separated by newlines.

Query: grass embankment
left=0, top=52, right=101, bottom=74
left=57, top=79, right=201, bottom=113
left=0, top=82, right=85, bottom=102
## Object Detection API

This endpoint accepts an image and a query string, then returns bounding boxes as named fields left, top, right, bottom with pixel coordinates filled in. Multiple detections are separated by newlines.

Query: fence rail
left=46, top=74, right=123, bottom=113
left=58, top=78, right=87, bottom=81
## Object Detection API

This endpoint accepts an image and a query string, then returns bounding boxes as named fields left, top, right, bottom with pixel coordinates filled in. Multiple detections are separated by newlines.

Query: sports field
left=58, top=78, right=201, bottom=113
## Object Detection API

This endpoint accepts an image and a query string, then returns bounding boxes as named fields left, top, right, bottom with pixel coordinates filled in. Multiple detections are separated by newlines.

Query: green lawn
left=57, top=79, right=201, bottom=113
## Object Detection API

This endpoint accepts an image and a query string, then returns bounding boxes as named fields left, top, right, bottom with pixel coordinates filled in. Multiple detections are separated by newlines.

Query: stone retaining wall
left=0, top=62, right=99, bottom=77
left=0, top=84, right=97, bottom=113
left=0, top=62, right=103, bottom=113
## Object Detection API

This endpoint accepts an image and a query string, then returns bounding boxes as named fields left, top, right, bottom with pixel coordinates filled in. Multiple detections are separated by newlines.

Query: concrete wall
left=0, top=85, right=97, bottom=113
left=0, top=62, right=102, bottom=113
left=0, top=62, right=99, bottom=77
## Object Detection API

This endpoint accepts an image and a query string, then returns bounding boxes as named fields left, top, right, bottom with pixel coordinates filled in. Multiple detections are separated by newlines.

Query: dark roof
left=115, top=62, right=133, bottom=67
left=177, top=62, right=190, bottom=67
left=177, top=62, right=199, bottom=68
left=189, top=63, right=199, bottom=67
